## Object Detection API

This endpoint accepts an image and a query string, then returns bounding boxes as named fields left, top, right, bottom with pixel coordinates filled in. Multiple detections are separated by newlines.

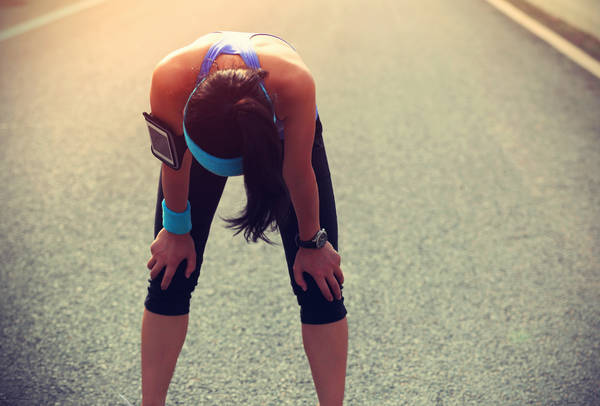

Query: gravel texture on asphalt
left=0, top=0, right=599, bottom=404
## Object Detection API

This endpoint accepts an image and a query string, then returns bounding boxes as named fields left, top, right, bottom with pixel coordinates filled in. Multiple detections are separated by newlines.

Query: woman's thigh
left=145, top=161, right=228, bottom=316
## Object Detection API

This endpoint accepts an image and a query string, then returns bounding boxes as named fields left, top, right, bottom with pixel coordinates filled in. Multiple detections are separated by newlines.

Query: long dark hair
left=184, top=68, right=289, bottom=243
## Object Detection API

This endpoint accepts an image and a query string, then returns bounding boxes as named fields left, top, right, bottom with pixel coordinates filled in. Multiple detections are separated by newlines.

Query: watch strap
left=295, top=229, right=327, bottom=249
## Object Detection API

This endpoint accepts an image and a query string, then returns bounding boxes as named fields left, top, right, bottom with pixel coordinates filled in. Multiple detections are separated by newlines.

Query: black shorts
left=144, top=117, right=347, bottom=325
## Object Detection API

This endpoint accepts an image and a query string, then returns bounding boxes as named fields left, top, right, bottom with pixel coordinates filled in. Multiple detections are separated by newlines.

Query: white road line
left=0, top=0, right=111, bottom=43
left=484, top=0, right=600, bottom=80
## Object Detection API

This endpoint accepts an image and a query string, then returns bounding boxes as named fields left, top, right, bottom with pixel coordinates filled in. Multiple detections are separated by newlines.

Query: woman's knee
left=144, top=260, right=201, bottom=316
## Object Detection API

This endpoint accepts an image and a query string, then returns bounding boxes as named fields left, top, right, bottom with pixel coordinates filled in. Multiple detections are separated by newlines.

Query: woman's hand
left=293, top=242, right=344, bottom=301
left=147, top=228, right=196, bottom=290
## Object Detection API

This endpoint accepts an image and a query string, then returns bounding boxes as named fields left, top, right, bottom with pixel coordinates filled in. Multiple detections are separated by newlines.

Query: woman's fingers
left=160, top=266, right=174, bottom=290
left=316, top=278, right=335, bottom=302
left=148, top=261, right=178, bottom=290
left=331, top=276, right=343, bottom=301
left=293, top=243, right=344, bottom=301
left=149, top=259, right=163, bottom=280
left=146, top=229, right=197, bottom=290
left=184, top=254, right=196, bottom=279
left=147, top=256, right=157, bottom=270
left=334, top=265, right=345, bottom=287
left=293, top=267, right=308, bottom=292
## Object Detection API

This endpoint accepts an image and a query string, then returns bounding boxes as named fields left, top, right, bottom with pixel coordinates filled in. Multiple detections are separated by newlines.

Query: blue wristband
left=162, top=199, right=192, bottom=234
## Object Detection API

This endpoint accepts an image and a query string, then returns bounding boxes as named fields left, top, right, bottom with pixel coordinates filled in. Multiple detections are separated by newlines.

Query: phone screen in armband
left=143, top=112, right=182, bottom=170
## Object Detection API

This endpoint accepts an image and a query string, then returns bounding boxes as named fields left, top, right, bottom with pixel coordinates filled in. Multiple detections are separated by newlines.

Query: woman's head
left=184, top=68, right=275, bottom=160
left=184, top=68, right=289, bottom=243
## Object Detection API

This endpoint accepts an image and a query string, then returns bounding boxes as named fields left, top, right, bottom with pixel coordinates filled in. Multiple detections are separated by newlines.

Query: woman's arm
left=276, top=68, right=344, bottom=301
left=146, top=55, right=198, bottom=290
left=280, top=83, right=320, bottom=242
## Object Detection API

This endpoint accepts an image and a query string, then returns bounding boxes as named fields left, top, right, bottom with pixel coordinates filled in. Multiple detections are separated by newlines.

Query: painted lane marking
left=0, top=0, right=111, bottom=43
left=485, top=0, right=600, bottom=80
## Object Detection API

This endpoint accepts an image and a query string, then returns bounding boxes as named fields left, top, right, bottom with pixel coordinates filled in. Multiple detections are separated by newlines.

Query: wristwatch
left=296, top=229, right=328, bottom=249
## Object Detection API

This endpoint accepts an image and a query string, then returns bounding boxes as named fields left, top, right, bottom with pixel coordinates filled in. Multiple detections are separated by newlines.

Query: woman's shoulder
left=151, top=35, right=219, bottom=90
left=254, top=36, right=310, bottom=73
left=149, top=36, right=221, bottom=117
left=148, top=51, right=197, bottom=132
left=256, top=38, right=314, bottom=98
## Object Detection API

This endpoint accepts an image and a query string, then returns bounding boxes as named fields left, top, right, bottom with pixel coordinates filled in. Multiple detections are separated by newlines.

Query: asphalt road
left=0, top=0, right=599, bottom=405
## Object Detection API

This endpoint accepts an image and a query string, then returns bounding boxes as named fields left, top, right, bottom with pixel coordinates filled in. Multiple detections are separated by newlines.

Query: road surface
left=0, top=0, right=599, bottom=404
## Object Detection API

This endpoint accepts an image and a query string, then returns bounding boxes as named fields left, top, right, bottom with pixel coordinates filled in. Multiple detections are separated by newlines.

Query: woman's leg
left=280, top=118, right=348, bottom=405
left=142, top=163, right=228, bottom=405
left=141, top=311, right=188, bottom=406
left=303, top=318, right=348, bottom=406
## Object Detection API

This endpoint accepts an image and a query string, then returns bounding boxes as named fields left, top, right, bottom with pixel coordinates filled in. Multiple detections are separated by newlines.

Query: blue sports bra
left=197, top=31, right=318, bottom=139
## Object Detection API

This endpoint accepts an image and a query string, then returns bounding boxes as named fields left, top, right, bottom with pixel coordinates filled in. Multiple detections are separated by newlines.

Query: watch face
left=316, top=230, right=328, bottom=248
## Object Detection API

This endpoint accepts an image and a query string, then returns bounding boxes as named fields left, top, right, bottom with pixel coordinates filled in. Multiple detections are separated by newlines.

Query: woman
left=142, top=31, right=347, bottom=406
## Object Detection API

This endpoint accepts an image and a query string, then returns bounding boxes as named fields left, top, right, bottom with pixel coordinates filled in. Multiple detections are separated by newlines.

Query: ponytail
left=224, top=97, right=289, bottom=243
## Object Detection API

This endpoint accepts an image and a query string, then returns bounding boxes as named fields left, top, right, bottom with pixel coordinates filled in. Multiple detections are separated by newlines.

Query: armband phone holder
left=143, top=112, right=187, bottom=170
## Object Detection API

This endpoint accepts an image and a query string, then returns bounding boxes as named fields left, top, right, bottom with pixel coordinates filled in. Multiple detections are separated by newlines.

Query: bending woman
left=142, top=31, right=348, bottom=406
